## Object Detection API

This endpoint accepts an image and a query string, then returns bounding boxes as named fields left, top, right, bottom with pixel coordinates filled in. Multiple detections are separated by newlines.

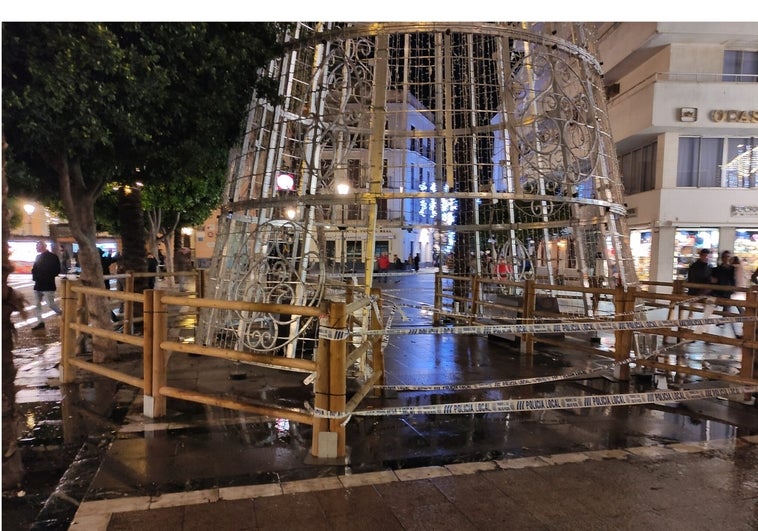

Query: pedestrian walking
left=100, top=248, right=113, bottom=289
left=377, top=252, right=390, bottom=283
left=147, top=252, right=159, bottom=289
left=686, top=248, right=713, bottom=296
left=496, top=256, right=511, bottom=277
left=712, top=250, right=742, bottom=338
left=59, top=245, right=71, bottom=274
left=413, top=253, right=420, bottom=272
left=175, top=247, right=192, bottom=291
left=31, top=240, right=62, bottom=330
left=685, top=248, right=714, bottom=328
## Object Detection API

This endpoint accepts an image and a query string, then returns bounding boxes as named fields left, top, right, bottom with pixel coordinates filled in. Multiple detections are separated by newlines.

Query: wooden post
left=345, top=277, right=354, bottom=305
left=740, top=286, right=757, bottom=388
left=521, top=279, right=535, bottom=355
left=311, top=305, right=331, bottom=458
left=669, top=279, right=684, bottom=343
left=613, top=285, right=634, bottom=381
left=142, top=289, right=154, bottom=403
left=433, top=272, right=442, bottom=326
left=311, top=300, right=347, bottom=459
left=329, top=300, right=347, bottom=457
left=60, top=279, right=78, bottom=383
left=148, top=289, right=168, bottom=418
left=470, top=274, right=480, bottom=323
left=124, top=272, right=135, bottom=335
left=198, top=268, right=207, bottom=298
left=370, top=287, right=384, bottom=396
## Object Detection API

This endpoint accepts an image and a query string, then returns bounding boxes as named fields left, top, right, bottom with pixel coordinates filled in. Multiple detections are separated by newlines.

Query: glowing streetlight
left=23, top=203, right=35, bottom=235
left=336, top=182, right=351, bottom=273
left=336, top=182, right=350, bottom=195
left=276, top=172, right=295, bottom=191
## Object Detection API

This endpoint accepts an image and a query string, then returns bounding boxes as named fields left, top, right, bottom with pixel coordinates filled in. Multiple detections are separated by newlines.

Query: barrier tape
left=360, top=315, right=755, bottom=337
left=318, top=326, right=351, bottom=340
left=376, top=337, right=696, bottom=392
left=382, top=306, right=397, bottom=349
left=369, top=298, right=384, bottom=329
left=321, top=314, right=751, bottom=343
left=386, top=300, right=669, bottom=323
left=377, top=361, right=632, bottom=391
left=309, top=386, right=758, bottom=419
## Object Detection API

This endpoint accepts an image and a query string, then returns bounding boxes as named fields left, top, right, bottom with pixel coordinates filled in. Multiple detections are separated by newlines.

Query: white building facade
left=596, top=22, right=758, bottom=283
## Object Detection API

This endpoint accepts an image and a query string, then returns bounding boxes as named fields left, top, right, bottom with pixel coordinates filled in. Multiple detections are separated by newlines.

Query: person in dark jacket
left=31, top=240, right=62, bottom=330
left=147, top=252, right=159, bottom=289
left=100, top=248, right=113, bottom=289
left=712, top=250, right=742, bottom=338
left=711, top=250, right=736, bottom=299
left=686, top=248, right=713, bottom=296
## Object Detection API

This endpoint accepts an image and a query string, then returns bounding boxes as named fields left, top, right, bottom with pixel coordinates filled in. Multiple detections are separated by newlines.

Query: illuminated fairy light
left=419, top=181, right=428, bottom=217
left=441, top=184, right=457, bottom=226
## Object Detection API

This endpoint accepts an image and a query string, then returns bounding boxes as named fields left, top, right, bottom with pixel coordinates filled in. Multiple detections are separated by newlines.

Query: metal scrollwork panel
left=508, top=52, right=601, bottom=193
left=231, top=220, right=325, bottom=354
left=313, top=37, right=374, bottom=192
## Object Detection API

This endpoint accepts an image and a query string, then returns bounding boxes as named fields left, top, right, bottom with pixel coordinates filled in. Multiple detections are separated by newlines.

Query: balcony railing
left=609, top=72, right=758, bottom=103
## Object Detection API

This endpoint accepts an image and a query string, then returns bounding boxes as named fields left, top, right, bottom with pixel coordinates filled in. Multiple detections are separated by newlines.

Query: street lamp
left=276, top=172, right=297, bottom=220
left=23, top=203, right=35, bottom=235
left=337, top=182, right=350, bottom=196
left=337, top=182, right=350, bottom=273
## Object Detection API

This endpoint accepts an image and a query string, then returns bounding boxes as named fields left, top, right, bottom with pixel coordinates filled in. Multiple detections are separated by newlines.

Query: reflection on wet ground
left=81, top=330, right=757, bottom=506
left=4, top=339, right=137, bottom=530
left=4, top=273, right=758, bottom=530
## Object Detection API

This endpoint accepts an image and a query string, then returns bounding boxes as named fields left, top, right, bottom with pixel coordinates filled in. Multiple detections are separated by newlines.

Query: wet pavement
left=4, top=272, right=758, bottom=530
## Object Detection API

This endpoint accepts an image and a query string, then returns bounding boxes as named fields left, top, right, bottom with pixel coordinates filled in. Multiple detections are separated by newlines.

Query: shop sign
left=709, top=110, right=758, bottom=123
left=731, top=205, right=758, bottom=217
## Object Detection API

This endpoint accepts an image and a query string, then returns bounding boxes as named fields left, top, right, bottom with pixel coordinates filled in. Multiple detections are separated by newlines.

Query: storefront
left=733, top=228, right=758, bottom=274
left=672, top=228, right=720, bottom=280
left=630, top=229, right=652, bottom=282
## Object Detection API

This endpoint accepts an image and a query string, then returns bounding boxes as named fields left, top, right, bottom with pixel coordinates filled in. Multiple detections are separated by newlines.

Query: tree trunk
left=163, top=231, right=176, bottom=285
left=148, top=208, right=180, bottom=288
left=2, top=135, right=24, bottom=489
left=146, top=207, right=162, bottom=266
left=117, top=186, right=147, bottom=293
left=57, top=157, right=117, bottom=363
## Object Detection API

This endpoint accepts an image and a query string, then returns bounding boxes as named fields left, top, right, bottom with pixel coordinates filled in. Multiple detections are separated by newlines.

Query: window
left=723, top=50, right=758, bottom=82
left=410, top=125, right=417, bottom=152
left=619, top=142, right=656, bottom=194
left=725, top=138, right=757, bottom=188
left=678, top=136, right=757, bottom=188
left=355, top=135, right=369, bottom=149
left=377, top=198, right=388, bottom=219
left=347, top=159, right=362, bottom=220
left=346, top=241, right=362, bottom=261
left=348, top=159, right=362, bottom=188
left=677, top=137, right=723, bottom=187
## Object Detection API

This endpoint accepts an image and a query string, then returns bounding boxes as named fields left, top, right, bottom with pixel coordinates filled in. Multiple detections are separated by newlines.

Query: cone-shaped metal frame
left=200, top=22, right=636, bottom=355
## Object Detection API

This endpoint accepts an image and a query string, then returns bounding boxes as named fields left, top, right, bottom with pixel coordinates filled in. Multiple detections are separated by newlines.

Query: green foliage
left=5, top=198, right=23, bottom=230
left=2, top=22, right=285, bottom=232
